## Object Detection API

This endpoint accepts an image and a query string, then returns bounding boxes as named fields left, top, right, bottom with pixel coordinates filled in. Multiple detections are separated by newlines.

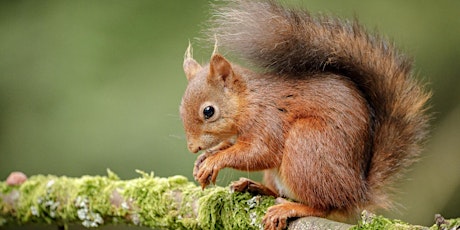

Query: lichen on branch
left=0, top=170, right=274, bottom=229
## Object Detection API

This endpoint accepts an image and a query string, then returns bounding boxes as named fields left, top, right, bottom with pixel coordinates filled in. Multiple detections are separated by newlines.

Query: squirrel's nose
left=188, top=143, right=202, bottom=153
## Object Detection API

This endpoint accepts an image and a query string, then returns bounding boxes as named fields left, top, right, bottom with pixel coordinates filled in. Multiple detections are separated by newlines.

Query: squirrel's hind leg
left=230, top=177, right=278, bottom=197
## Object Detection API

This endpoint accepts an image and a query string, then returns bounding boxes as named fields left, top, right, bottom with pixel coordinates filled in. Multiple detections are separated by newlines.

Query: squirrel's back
left=207, top=0, right=431, bottom=209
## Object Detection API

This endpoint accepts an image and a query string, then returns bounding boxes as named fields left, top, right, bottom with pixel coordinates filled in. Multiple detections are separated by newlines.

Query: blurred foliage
left=0, top=0, right=459, bottom=228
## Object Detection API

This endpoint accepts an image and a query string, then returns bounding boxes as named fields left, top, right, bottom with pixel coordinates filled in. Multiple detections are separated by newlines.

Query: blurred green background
left=0, top=0, right=459, bottom=227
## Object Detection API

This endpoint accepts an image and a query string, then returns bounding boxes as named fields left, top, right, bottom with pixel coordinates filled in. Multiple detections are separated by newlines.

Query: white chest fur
left=269, top=169, right=296, bottom=199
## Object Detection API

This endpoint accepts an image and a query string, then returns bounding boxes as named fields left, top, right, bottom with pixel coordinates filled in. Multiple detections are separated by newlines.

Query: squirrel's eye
left=199, top=102, right=219, bottom=122
left=203, top=106, right=215, bottom=120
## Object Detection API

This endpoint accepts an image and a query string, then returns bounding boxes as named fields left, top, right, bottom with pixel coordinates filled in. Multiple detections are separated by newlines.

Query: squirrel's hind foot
left=263, top=201, right=328, bottom=230
left=230, top=177, right=278, bottom=197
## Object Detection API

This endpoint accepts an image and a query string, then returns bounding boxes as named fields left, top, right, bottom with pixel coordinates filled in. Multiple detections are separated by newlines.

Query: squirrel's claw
left=262, top=202, right=327, bottom=230
left=196, top=164, right=214, bottom=189
left=230, top=177, right=279, bottom=197
left=193, top=151, right=212, bottom=180
left=194, top=153, right=221, bottom=189
left=262, top=205, right=289, bottom=230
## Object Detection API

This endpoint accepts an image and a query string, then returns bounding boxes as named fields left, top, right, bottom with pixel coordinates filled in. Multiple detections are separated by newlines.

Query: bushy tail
left=207, top=0, right=431, bottom=208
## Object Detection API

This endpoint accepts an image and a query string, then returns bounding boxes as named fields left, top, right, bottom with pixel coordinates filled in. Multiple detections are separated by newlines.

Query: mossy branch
left=0, top=171, right=458, bottom=230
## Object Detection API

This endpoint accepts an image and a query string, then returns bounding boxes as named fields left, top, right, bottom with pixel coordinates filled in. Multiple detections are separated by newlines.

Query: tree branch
left=0, top=171, right=458, bottom=229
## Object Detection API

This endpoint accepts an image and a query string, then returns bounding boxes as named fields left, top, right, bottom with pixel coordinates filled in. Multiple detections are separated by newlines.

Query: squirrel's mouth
left=188, top=135, right=237, bottom=153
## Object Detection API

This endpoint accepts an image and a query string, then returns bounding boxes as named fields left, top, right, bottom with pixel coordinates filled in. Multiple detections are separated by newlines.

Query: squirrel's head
left=180, top=44, right=245, bottom=153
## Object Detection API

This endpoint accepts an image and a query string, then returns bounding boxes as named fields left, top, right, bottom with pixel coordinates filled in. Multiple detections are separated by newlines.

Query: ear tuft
left=209, top=54, right=233, bottom=82
left=212, top=34, right=218, bottom=56
left=183, top=42, right=202, bottom=81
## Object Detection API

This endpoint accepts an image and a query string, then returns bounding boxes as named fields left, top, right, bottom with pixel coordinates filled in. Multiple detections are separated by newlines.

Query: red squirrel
left=180, top=0, right=431, bottom=229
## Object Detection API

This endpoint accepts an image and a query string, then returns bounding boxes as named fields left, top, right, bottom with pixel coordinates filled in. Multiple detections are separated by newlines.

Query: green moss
left=122, top=171, right=197, bottom=228
left=198, top=187, right=275, bottom=230
left=352, top=211, right=428, bottom=230
left=3, top=172, right=458, bottom=230
left=11, top=174, right=121, bottom=227
left=429, top=215, right=460, bottom=230
left=0, top=171, right=275, bottom=229
left=1, top=171, right=192, bottom=228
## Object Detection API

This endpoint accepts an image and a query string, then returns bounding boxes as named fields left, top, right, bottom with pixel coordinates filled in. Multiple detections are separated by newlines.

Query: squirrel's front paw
left=193, top=151, right=212, bottom=179
left=194, top=155, right=222, bottom=189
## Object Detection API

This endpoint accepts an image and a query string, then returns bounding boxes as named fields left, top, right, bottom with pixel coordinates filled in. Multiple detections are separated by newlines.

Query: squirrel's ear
left=208, top=54, right=233, bottom=84
left=183, top=43, right=202, bottom=81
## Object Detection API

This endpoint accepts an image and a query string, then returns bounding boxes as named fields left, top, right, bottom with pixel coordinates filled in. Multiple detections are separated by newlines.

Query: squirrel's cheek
left=200, top=134, right=220, bottom=150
